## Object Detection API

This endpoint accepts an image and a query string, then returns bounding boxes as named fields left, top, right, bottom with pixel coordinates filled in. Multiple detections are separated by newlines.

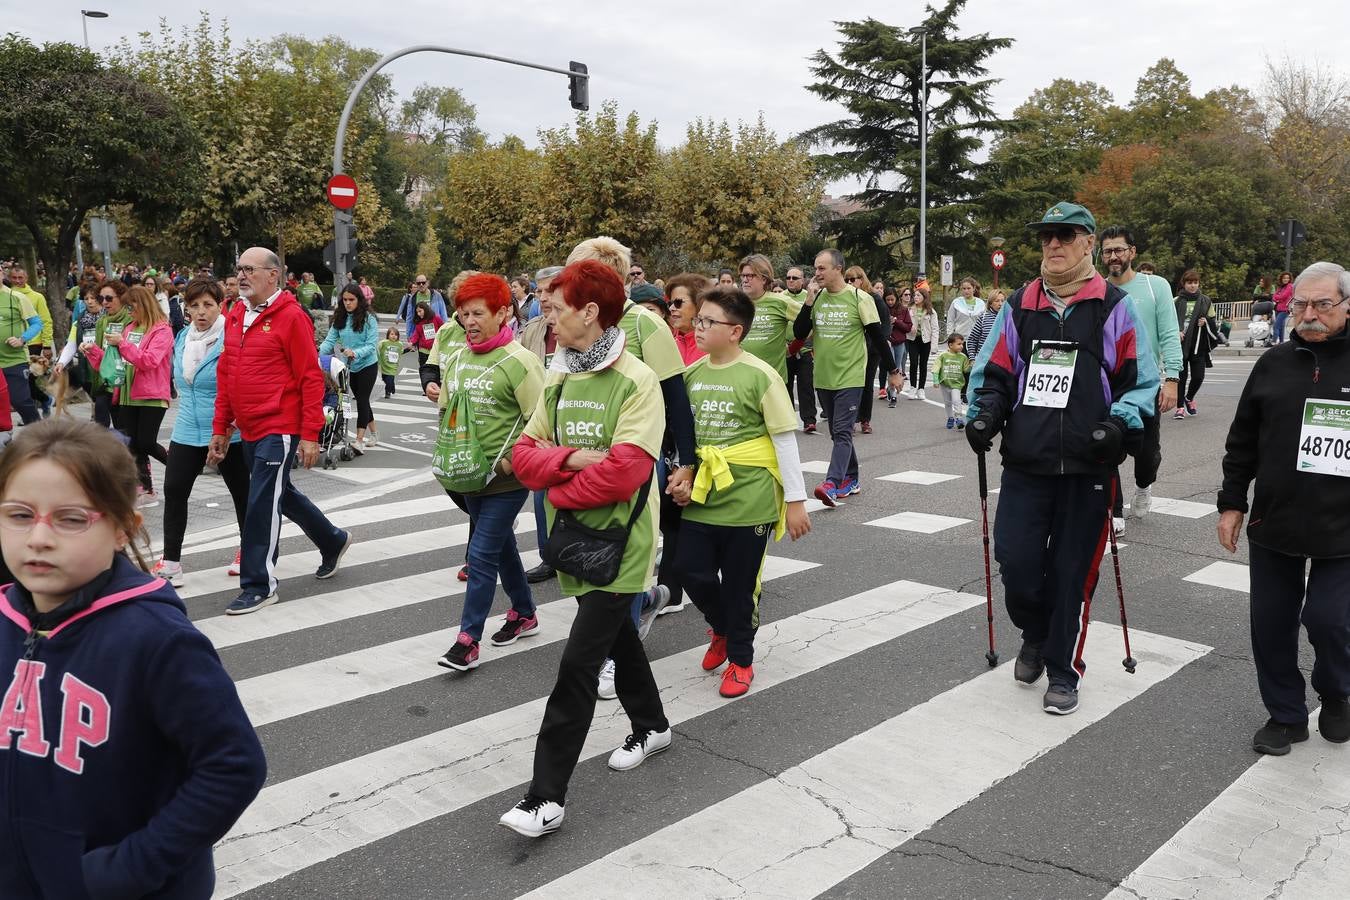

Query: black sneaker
left=315, top=531, right=353, bottom=579
left=1043, top=679, right=1079, bottom=716
left=1014, top=641, right=1045, bottom=685
left=1319, top=697, right=1350, bottom=743
left=490, top=610, right=540, bottom=647
left=525, top=563, right=556, bottom=584
left=1253, top=718, right=1310, bottom=755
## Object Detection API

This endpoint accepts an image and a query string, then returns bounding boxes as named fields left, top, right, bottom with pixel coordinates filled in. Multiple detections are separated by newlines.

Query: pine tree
left=802, top=0, right=1012, bottom=281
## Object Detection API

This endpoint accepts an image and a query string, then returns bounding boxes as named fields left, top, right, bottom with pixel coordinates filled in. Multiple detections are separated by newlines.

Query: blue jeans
left=461, top=489, right=534, bottom=640
left=888, top=344, right=908, bottom=399
left=3, top=363, right=39, bottom=425
left=1273, top=311, right=1289, bottom=344
left=533, top=489, right=548, bottom=553
left=240, top=434, right=346, bottom=598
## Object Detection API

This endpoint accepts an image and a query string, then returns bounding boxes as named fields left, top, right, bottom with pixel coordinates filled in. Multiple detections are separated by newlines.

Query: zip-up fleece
left=213, top=291, right=325, bottom=441
left=967, top=274, right=1159, bottom=476
left=1218, top=327, right=1350, bottom=558
left=0, top=555, right=266, bottom=899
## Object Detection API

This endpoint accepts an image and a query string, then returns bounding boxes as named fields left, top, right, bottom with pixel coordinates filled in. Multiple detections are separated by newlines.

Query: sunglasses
left=1037, top=226, right=1086, bottom=245
left=629, top=271, right=644, bottom=278
left=669, top=299, right=688, bottom=309
left=98, top=294, right=117, bottom=302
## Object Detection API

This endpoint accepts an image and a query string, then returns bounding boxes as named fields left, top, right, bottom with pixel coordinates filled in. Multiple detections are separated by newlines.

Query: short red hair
left=454, top=273, right=512, bottom=313
left=551, top=260, right=625, bottom=328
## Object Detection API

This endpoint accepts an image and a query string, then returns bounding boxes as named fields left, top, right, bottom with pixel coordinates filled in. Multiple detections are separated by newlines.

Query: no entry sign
left=327, top=174, right=358, bottom=210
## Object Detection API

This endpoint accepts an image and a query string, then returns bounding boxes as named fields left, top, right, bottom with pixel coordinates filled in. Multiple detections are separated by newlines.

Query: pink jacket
left=84, top=321, right=173, bottom=403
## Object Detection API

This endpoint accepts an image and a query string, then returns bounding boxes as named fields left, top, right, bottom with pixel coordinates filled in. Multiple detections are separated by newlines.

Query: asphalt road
left=127, top=347, right=1346, bottom=900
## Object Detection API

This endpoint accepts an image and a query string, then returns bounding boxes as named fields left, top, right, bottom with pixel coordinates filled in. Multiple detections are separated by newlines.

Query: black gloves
left=966, top=413, right=999, bottom=454
left=1089, top=416, right=1132, bottom=465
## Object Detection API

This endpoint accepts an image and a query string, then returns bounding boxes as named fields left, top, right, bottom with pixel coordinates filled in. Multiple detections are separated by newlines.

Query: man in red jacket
left=209, top=247, right=352, bottom=615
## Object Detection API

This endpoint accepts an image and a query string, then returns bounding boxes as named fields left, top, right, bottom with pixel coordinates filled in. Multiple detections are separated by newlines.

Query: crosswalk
left=135, top=362, right=1349, bottom=899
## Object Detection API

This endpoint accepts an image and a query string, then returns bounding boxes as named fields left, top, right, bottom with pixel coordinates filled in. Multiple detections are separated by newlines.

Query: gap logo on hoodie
left=1, top=661, right=109, bottom=774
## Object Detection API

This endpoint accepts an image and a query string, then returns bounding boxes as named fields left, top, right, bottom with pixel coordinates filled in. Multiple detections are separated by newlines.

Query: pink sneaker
left=228, top=548, right=241, bottom=576
left=151, top=559, right=185, bottom=588
left=437, top=632, right=480, bottom=671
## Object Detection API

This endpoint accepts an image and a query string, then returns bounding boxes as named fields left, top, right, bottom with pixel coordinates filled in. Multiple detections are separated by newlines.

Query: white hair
left=1294, top=261, right=1350, bottom=300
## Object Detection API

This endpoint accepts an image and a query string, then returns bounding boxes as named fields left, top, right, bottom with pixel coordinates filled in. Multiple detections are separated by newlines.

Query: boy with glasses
left=672, top=287, right=810, bottom=698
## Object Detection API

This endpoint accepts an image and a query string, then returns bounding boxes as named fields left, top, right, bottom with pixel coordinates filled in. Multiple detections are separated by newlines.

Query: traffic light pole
left=330, top=45, right=590, bottom=294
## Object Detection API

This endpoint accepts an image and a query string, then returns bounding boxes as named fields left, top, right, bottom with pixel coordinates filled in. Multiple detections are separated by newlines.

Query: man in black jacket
left=1218, top=260, right=1350, bottom=755
left=965, top=202, right=1159, bottom=716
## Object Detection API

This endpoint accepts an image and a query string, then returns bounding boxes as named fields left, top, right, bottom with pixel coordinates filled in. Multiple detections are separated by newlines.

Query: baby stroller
left=1246, top=315, right=1272, bottom=348
left=319, top=353, right=355, bottom=469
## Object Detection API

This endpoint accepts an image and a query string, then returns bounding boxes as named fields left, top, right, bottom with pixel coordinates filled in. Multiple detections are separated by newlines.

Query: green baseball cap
left=1027, top=202, right=1096, bottom=234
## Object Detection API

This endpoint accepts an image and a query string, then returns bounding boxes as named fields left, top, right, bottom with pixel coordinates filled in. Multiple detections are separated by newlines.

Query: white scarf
left=182, top=316, right=224, bottom=384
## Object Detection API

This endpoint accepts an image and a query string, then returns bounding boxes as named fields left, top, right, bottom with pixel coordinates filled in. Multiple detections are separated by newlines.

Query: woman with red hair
left=433, top=273, right=546, bottom=673
left=501, top=259, right=671, bottom=838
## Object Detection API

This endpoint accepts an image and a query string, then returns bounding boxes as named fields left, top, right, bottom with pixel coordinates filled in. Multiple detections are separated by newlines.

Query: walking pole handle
left=976, top=445, right=988, bottom=499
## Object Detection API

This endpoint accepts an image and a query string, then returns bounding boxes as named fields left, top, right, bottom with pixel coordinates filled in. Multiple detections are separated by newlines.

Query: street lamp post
left=990, top=236, right=1005, bottom=290
left=909, top=26, right=928, bottom=284
left=78, top=11, right=109, bottom=276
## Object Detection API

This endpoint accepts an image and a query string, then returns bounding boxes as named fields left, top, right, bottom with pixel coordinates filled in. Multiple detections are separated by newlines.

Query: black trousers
left=786, top=354, right=816, bottom=426
left=859, top=352, right=880, bottom=423
left=161, top=441, right=250, bottom=561
left=113, top=404, right=168, bottom=492
left=1176, top=355, right=1206, bottom=404
left=1112, top=410, right=1163, bottom=517
left=351, top=363, right=377, bottom=429
left=677, top=520, right=772, bottom=667
left=1249, top=542, right=1350, bottom=725
left=994, top=468, right=1112, bottom=689
left=91, top=391, right=113, bottom=428
left=530, top=590, right=668, bottom=802
left=907, top=338, right=931, bottom=389
left=656, top=488, right=685, bottom=606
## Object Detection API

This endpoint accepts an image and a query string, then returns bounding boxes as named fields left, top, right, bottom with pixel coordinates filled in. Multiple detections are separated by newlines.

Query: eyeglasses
left=669, top=299, right=688, bottom=309
left=693, top=315, right=736, bottom=330
left=1291, top=297, right=1348, bottom=314
left=413, top=280, right=427, bottom=286
left=629, top=271, right=644, bottom=278
left=739, top=273, right=761, bottom=281
left=98, top=294, right=117, bottom=302
left=786, top=275, right=804, bottom=281
left=234, top=265, right=277, bottom=275
left=1100, top=247, right=1132, bottom=257
left=0, top=502, right=106, bottom=535
left=1038, top=227, right=1086, bottom=246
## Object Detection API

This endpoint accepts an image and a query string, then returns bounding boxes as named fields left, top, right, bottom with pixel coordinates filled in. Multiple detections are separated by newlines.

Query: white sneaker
left=152, top=559, right=184, bottom=588
left=1131, top=486, right=1152, bottom=519
left=658, top=596, right=687, bottom=616
left=607, top=727, right=672, bottom=771
left=499, top=795, right=565, bottom=838
left=597, top=659, right=617, bottom=700
left=1112, top=517, right=1126, bottom=538
left=365, top=430, right=378, bottom=447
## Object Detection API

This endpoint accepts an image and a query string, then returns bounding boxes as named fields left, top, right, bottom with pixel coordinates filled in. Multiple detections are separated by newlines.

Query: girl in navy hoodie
left=0, top=418, right=266, bottom=899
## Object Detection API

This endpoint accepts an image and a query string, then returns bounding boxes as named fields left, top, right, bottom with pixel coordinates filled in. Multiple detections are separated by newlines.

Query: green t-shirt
left=0, top=288, right=39, bottom=369
left=377, top=339, right=403, bottom=376
left=934, top=350, right=971, bottom=389
left=807, top=287, right=880, bottom=390
left=297, top=282, right=324, bottom=306
left=438, top=340, right=543, bottom=494
left=1116, top=272, right=1182, bottom=378
left=523, top=351, right=664, bottom=596
left=682, top=352, right=798, bottom=528
left=430, top=319, right=468, bottom=398
left=740, top=292, right=802, bottom=383
left=619, top=302, right=686, bottom=380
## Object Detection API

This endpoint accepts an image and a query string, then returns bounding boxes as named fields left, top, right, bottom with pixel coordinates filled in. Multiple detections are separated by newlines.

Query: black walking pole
left=977, top=448, right=998, bottom=667
left=1106, top=471, right=1137, bottom=674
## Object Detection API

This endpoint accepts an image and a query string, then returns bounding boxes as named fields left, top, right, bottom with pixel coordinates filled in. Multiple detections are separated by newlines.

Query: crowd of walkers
left=2, top=205, right=1348, bottom=893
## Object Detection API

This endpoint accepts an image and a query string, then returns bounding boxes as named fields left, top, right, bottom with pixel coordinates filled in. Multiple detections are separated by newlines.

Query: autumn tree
left=436, top=136, right=546, bottom=275
left=660, top=117, right=820, bottom=268
left=0, top=35, right=200, bottom=336
left=802, top=0, right=1013, bottom=278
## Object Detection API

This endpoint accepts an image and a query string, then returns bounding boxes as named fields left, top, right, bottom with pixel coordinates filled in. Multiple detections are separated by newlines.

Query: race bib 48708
left=1297, top=398, right=1350, bottom=477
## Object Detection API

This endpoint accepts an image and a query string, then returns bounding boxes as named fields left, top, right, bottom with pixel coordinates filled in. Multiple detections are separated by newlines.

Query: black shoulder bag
left=540, top=378, right=654, bottom=586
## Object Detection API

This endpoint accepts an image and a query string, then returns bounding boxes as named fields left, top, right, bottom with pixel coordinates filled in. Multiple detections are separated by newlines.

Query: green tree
left=0, top=35, right=200, bottom=336
left=661, top=117, right=820, bottom=268
left=535, top=102, right=664, bottom=262
left=802, top=0, right=1013, bottom=278
left=389, top=85, right=481, bottom=200
left=436, top=135, right=546, bottom=274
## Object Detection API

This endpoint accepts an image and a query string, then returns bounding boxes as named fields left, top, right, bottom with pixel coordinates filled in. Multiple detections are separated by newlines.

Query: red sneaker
left=227, top=548, right=241, bottom=576
left=803, top=423, right=817, bottom=434
left=701, top=630, right=728, bottom=671
left=814, top=481, right=839, bottom=508
left=720, top=663, right=754, bottom=698
left=457, top=565, right=469, bottom=582
left=860, top=421, right=873, bottom=434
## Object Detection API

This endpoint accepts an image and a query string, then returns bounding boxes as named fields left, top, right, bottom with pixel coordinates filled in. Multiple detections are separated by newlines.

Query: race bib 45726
left=1023, top=343, right=1076, bottom=409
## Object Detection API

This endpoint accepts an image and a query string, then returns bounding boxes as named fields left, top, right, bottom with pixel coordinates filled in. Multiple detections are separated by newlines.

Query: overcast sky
left=15, top=1, right=1350, bottom=170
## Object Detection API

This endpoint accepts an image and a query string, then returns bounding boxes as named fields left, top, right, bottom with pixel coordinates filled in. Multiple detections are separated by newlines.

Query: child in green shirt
left=672, top=287, right=811, bottom=699
left=376, top=328, right=404, bottom=398
left=933, top=333, right=971, bottom=430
